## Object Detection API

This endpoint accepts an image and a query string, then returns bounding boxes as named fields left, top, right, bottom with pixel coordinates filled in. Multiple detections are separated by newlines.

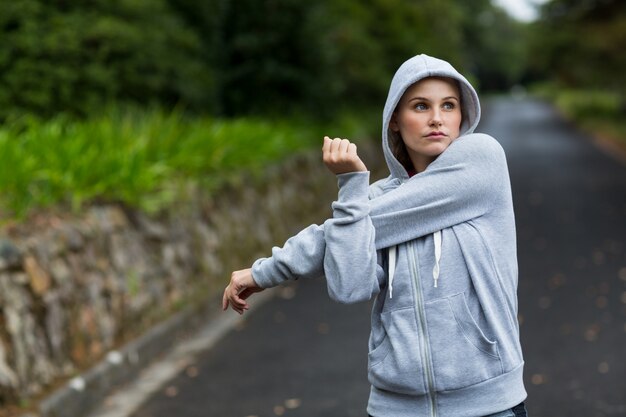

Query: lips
left=426, top=131, right=447, bottom=138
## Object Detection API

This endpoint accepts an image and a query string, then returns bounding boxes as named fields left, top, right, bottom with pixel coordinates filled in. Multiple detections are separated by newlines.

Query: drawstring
left=388, top=245, right=397, bottom=298
left=433, top=230, right=442, bottom=288
left=387, top=231, right=442, bottom=298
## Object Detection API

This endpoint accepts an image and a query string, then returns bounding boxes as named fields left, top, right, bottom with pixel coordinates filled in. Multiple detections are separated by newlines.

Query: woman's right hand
left=222, top=268, right=264, bottom=314
left=322, top=136, right=368, bottom=175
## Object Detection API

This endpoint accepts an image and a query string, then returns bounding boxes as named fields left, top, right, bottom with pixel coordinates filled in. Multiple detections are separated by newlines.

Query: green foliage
left=532, top=83, right=626, bottom=148
left=0, top=0, right=529, bottom=121
left=528, top=0, right=626, bottom=95
left=0, top=106, right=379, bottom=217
left=211, top=0, right=338, bottom=117
left=0, top=0, right=212, bottom=120
left=208, top=0, right=527, bottom=115
left=554, top=90, right=622, bottom=120
left=0, top=0, right=533, bottom=218
left=526, top=0, right=626, bottom=149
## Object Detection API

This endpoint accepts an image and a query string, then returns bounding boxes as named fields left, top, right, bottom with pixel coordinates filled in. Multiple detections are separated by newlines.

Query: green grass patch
left=0, top=107, right=380, bottom=218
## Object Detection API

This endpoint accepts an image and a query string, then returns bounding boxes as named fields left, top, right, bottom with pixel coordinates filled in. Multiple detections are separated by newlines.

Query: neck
left=410, top=155, right=436, bottom=174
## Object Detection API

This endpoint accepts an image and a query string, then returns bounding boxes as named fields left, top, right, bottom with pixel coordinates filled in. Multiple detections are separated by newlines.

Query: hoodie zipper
left=408, top=240, right=438, bottom=417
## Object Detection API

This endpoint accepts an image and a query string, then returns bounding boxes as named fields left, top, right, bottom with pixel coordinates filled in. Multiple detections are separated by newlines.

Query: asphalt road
left=131, top=97, right=626, bottom=417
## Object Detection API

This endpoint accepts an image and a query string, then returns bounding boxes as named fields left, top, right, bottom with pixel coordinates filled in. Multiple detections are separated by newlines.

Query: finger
left=339, top=139, right=350, bottom=154
left=233, top=296, right=248, bottom=313
left=223, top=284, right=239, bottom=311
left=348, top=142, right=358, bottom=156
left=239, top=288, right=252, bottom=300
left=323, top=136, right=332, bottom=150
left=222, top=288, right=228, bottom=310
left=230, top=288, right=249, bottom=310
left=322, top=136, right=332, bottom=157
left=230, top=293, right=245, bottom=308
left=324, top=139, right=337, bottom=161
left=239, top=288, right=257, bottom=302
left=330, top=138, right=342, bottom=153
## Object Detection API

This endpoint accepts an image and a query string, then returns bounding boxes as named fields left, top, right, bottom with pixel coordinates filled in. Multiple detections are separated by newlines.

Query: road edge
left=20, top=289, right=277, bottom=417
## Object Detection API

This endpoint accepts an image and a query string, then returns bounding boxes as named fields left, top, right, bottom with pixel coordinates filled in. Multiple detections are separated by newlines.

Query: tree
left=0, top=0, right=212, bottom=120
left=528, top=0, right=626, bottom=94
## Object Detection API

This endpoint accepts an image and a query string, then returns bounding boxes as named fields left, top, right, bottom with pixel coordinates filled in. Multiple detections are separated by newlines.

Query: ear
left=389, top=112, right=400, bottom=132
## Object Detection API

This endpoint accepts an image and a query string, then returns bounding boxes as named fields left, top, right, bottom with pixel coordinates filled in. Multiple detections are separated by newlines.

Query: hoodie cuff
left=336, top=171, right=370, bottom=203
left=331, top=171, right=370, bottom=221
left=251, top=257, right=278, bottom=288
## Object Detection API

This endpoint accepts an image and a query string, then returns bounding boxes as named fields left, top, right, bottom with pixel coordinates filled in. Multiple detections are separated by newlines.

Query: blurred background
left=0, top=0, right=624, bottom=218
left=0, top=0, right=624, bottom=416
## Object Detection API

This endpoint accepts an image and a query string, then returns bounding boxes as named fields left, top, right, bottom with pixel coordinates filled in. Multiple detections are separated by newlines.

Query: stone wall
left=0, top=142, right=386, bottom=407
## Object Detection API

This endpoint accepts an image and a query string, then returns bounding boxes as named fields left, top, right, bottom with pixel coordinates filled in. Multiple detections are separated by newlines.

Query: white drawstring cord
left=388, top=245, right=397, bottom=298
left=389, top=231, right=441, bottom=297
left=433, top=230, right=442, bottom=287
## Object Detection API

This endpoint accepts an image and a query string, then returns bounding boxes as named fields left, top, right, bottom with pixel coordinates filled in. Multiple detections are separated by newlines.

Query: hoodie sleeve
left=370, top=133, right=512, bottom=250
left=250, top=224, right=326, bottom=288
left=250, top=175, right=392, bottom=289
left=322, top=172, right=384, bottom=303
left=251, top=133, right=509, bottom=287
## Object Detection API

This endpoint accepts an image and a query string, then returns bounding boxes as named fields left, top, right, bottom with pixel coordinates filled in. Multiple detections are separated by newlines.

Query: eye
left=414, top=103, right=428, bottom=111
left=442, top=101, right=456, bottom=110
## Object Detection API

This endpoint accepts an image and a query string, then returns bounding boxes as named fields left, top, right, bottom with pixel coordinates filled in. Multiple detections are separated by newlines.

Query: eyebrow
left=408, top=96, right=460, bottom=102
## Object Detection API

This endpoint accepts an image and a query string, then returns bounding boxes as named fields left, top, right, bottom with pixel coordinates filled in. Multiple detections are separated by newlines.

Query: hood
left=382, top=54, right=481, bottom=180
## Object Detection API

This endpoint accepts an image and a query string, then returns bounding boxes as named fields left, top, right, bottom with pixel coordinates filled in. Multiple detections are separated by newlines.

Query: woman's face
left=390, top=77, right=462, bottom=172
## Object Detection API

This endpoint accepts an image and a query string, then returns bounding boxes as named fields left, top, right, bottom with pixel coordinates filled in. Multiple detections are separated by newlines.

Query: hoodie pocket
left=426, top=292, right=503, bottom=391
left=368, top=307, right=428, bottom=395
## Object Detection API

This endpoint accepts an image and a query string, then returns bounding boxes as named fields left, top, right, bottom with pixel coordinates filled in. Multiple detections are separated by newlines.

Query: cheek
left=401, top=113, right=429, bottom=131
left=448, top=113, right=462, bottom=138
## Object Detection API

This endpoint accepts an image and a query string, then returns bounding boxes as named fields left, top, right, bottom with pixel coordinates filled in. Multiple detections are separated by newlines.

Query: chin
left=428, top=144, right=451, bottom=155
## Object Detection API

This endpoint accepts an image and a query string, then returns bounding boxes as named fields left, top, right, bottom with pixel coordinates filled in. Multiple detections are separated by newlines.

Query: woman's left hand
left=322, top=136, right=368, bottom=175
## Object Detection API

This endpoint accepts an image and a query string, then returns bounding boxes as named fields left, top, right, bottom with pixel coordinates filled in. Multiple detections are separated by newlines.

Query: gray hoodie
left=252, top=54, right=526, bottom=416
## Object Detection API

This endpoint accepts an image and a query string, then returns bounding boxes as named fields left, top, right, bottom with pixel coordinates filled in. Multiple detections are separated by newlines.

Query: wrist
left=336, top=171, right=370, bottom=203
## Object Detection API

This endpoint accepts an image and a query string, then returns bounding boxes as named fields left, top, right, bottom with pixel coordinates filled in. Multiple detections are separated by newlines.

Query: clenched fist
left=322, top=136, right=367, bottom=175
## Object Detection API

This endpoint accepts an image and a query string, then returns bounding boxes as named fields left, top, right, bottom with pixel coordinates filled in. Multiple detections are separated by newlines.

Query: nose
left=429, top=109, right=442, bottom=127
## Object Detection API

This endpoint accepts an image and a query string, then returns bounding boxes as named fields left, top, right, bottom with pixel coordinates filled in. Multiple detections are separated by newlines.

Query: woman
left=223, top=54, right=528, bottom=417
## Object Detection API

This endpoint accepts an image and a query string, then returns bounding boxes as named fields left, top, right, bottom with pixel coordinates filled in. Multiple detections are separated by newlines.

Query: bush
left=0, top=106, right=379, bottom=218
left=554, top=89, right=622, bottom=120
left=0, top=0, right=212, bottom=120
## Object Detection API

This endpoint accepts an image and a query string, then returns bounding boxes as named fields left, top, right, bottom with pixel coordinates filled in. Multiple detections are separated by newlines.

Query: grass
left=0, top=106, right=379, bottom=218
